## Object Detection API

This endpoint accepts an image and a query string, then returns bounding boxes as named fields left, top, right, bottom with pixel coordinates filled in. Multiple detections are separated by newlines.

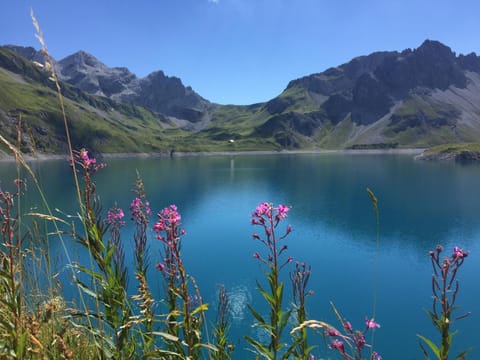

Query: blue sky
left=1, top=0, right=479, bottom=105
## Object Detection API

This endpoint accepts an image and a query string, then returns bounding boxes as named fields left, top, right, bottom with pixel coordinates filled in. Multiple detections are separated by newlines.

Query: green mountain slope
left=0, top=47, right=202, bottom=154
left=3, top=40, right=480, bottom=154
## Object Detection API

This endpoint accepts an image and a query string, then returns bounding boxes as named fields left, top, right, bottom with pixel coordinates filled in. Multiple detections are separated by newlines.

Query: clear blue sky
left=1, top=0, right=479, bottom=105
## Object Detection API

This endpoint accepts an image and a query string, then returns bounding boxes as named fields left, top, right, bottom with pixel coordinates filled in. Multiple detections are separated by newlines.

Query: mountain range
left=1, top=39, right=480, bottom=154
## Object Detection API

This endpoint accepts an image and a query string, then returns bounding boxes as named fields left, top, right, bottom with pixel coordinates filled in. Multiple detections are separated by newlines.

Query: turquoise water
left=2, top=153, right=480, bottom=359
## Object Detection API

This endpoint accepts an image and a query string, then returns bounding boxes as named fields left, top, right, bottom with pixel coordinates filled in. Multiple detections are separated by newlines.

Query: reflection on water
left=227, top=284, right=252, bottom=324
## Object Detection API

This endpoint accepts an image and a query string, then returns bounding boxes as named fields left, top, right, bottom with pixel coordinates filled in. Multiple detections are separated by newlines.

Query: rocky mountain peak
left=55, top=50, right=211, bottom=122
left=415, top=39, right=456, bottom=60
left=55, top=50, right=137, bottom=97
left=59, top=50, right=104, bottom=70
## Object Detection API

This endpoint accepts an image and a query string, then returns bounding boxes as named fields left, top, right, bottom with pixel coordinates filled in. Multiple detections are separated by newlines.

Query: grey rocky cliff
left=257, top=39, right=480, bottom=148
left=55, top=50, right=211, bottom=124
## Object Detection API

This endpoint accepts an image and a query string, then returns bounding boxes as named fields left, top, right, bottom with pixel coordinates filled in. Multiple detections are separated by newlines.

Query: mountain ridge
left=2, top=39, right=480, bottom=153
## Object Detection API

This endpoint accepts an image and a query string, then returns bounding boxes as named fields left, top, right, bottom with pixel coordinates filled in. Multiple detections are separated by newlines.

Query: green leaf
left=104, top=245, right=116, bottom=267
left=276, top=282, right=284, bottom=302
left=144, top=349, right=184, bottom=358
left=257, top=282, right=275, bottom=308
left=77, top=281, right=99, bottom=299
left=195, top=342, right=218, bottom=352
left=278, top=309, right=291, bottom=333
left=190, top=303, right=209, bottom=316
left=245, top=335, right=273, bottom=359
left=150, top=331, right=179, bottom=342
left=247, top=304, right=266, bottom=324
left=454, top=349, right=470, bottom=360
left=74, top=264, right=103, bottom=281
left=417, top=334, right=440, bottom=359
left=367, top=187, right=379, bottom=219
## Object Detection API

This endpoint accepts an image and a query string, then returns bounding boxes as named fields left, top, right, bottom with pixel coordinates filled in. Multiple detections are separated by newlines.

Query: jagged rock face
left=351, top=73, right=393, bottom=125
left=259, top=39, right=480, bottom=148
left=283, top=39, right=475, bottom=128
left=458, top=53, right=480, bottom=72
left=374, top=40, right=467, bottom=96
left=286, top=51, right=397, bottom=96
left=119, top=71, right=210, bottom=121
left=57, top=51, right=137, bottom=97
left=56, top=51, right=210, bottom=122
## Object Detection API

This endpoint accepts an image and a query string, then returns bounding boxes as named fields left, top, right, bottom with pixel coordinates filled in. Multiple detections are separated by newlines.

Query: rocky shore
left=415, top=143, right=480, bottom=161
left=415, top=150, right=480, bottom=161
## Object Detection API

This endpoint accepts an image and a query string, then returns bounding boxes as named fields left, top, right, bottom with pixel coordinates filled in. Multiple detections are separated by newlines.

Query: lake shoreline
left=0, top=148, right=426, bottom=162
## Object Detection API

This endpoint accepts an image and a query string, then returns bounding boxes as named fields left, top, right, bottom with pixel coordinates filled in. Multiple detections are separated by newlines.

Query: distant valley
left=1, top=39, right=480, bottom=155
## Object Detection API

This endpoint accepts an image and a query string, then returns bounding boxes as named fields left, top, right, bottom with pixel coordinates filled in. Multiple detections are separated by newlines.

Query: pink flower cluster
left=130, top=197, right=151, bottom=221
left=365, top=317, right=381, bottom=329
left=153, top=204, right=186, bottom=274
left=251, top=202, right=293, bottom=265
left=326, top=317, right=381, bottom=359
left=74, top=149, right=105, bottom=173
left=429, top=244, right=469, bottom=278
left=106, top=206, right=125, bottom=227
left=153, top=204, right=183, bottom=241
left=251, top=202, right=290, bottom=224
left=80, top=149, right=96, bottom=167
left=453, top=246, right=468, bottom=259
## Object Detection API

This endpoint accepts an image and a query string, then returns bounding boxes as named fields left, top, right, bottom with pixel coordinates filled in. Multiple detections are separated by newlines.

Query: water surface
left=2, top=153, right=479, bottom=359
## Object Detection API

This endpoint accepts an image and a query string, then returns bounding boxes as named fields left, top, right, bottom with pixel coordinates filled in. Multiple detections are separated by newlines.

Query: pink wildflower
left=329, top=339, right=345, bottom=354
left=130, top=197, right=143, bottom=219
left=343, top=321, right=353, bottom=332
left=161, top=204, right=181, bottom=224
left=356, top=333, right=366, bottom=351
left=255, top=202, right=271, bottom=216
left=106, top=206, right=125, bottom=227
left=276, top=204, right=290, bottom=220
left=453, top=246, right=468, bottom=259
left=153, top=204, right=184, bottom=242
left=73, top=148, right=105, bottom=173
left=327, top=328, right=340, bottom=337
left=365, top=317, right=381, bottom=329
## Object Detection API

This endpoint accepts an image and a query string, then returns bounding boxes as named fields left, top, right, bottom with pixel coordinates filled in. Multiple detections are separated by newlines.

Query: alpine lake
left=2, top=151, right=480, bottom=359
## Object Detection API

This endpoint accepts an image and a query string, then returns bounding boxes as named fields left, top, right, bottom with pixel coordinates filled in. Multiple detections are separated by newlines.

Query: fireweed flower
left=247, top=202, right=293, bottom=358
left=329, top=339, right=346, bottom=354
left=453, top=246, right=468, bottom=259
left=325, top=315, right=381, bottom=360
left=365, top=317, right=381, bottom=329
left=251, top=202, right=292, bottom=264
left=153, top=205, right=182, bottom=241
left=276, top=204, right=290, bottom=221
left=153, top=204, right=185, bottom=274
left=106, top=206, right=125, bottom=227
left=344, top=321, right=353, bottom=333
left=420, top=245, right=471, bottom=359
left=130, top=197, right=151, bottom=225
left=72, top=148, right=105, bottom=174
